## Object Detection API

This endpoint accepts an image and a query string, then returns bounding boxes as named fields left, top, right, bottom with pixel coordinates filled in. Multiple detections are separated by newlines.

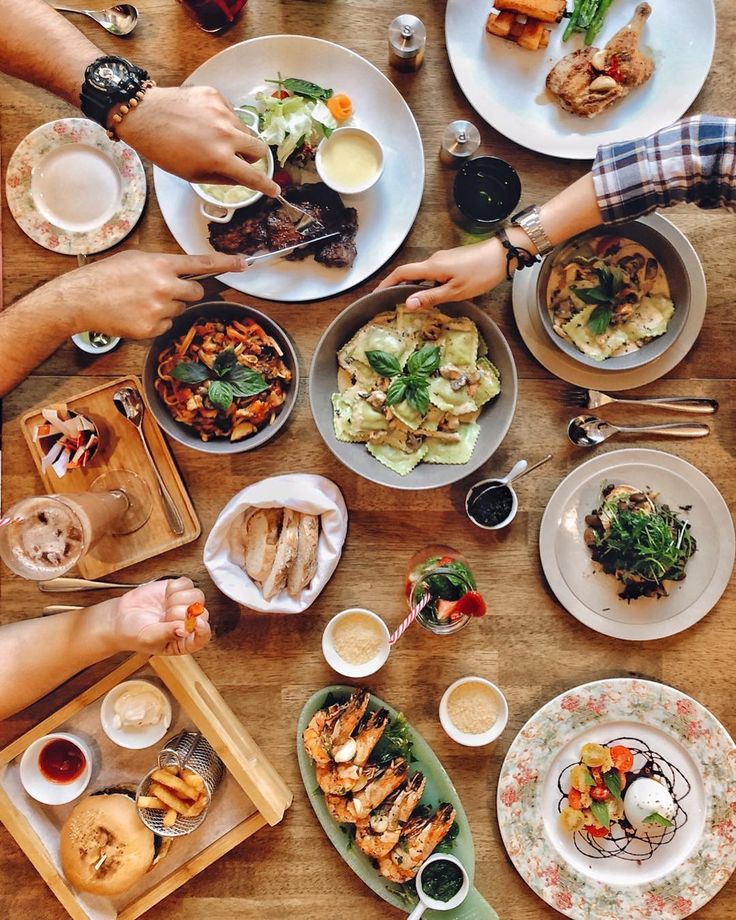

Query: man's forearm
left=0, top=0, right=102, bottom=106
left=0, top=601, right=118, bottom=720
left=540, top=172, right=604, bottom=248
left=0, top=280, right=78, bottom=396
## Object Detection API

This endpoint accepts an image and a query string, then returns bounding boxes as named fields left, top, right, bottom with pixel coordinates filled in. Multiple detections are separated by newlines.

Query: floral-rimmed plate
left=6, top=118, right=146, bottom=255
left=497, top=678, right=736, bottom=919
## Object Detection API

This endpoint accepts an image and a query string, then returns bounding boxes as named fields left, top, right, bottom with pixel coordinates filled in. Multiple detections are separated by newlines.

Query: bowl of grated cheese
left=439, top=677, right=508, bottom=747
left=322, top=608, right=391, bottom=679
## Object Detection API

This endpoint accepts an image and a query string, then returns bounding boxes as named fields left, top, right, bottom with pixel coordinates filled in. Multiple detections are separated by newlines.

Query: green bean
left=585, top=0, right=615, bottom=44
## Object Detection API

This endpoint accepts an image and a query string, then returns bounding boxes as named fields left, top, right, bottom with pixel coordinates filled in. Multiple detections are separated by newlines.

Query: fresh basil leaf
left=207, top=380, right=234, bottom=412
left=386, top=378, right=408, bottom=406
left=407, top=345, right=441, bottom=378
left=589, top=800, right=610, bottom=829
left=282, top=77, right=333, bottom=101
left=406, top=382, right=429, bottom=418
left=213, top=347, right=237, bottom=377
left=587, top=303, right=614, bottom=336
left=574, top=286, right=611, bottom=305
left=643, top=812, right=673, bottom=827
left=366, top=350, right=402, bottom=378
left=226, top=364, right=269, bottom=398
left=603, top=769, right=622, bottom=801
left=580, top=768, right=596, bottom=787
left=171, top=361, right=212, bottom=385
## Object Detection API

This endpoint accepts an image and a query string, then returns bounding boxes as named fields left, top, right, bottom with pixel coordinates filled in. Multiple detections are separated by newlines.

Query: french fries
left=486, top=0, right=563, bottom=51
left=185, top=601, right=204, bottom=634
left=493, top=0, right=565, bottom=24
left=138, top=764, right=210, bottom=828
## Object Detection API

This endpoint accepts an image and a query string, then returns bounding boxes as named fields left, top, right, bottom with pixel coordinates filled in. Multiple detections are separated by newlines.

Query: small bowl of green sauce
left=412, top=853, right=469, bottom=917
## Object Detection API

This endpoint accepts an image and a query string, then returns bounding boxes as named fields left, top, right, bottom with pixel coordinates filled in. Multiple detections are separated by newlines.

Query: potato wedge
left=493, top=0, right=565, bottom=24
left=539, top=27, right=550, bottom=48
left=518, top=18, right=546, bottom=50
left=486, top=10, right=514, bottom=36
left=509, top=18, right=525, bottom=39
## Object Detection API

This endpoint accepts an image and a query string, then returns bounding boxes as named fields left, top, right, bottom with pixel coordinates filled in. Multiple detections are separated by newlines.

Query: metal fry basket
left=136, top=730, right=224, bottom=837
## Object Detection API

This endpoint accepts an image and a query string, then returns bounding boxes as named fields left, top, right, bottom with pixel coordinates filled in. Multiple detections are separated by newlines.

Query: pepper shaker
left=388, top=14, right=427, bottom=73
left=440, top=120, right=481, bottom=168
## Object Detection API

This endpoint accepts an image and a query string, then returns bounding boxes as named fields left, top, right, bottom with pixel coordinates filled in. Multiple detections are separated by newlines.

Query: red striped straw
left=389, top=591, right=431, bottom=646
left=0, top=515, right=22, bottom=528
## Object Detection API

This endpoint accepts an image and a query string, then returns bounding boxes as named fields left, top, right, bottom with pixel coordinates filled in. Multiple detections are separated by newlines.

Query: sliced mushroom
left=367, top=390, right=386, bottom=409
left=439, top=364, right=463, bottom=380
left=450, top=374, right=468, bottom=391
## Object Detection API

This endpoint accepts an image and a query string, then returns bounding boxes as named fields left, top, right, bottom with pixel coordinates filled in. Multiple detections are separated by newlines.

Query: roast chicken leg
left=546, top=3, right=654, bottom=118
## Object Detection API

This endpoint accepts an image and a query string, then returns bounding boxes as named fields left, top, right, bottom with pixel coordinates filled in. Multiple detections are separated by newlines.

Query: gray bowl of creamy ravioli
left=309, top=285, right=518, bottom=491
left=536, top=215, right=692, bottom=371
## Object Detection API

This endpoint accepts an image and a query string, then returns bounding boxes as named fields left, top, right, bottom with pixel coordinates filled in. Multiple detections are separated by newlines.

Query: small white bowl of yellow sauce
left=322, top=607, right=391, bottom=679
left=192, top=124, right=274, bottom=224
left=439, top=677, right=508, bottom=747
left=315, top=127, right=384, bottom=196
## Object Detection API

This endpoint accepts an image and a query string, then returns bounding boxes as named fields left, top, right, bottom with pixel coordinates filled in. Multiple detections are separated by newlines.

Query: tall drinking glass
left=405, top=545, right=483, bottom=636
left=177, top=0, right=247, bottom=33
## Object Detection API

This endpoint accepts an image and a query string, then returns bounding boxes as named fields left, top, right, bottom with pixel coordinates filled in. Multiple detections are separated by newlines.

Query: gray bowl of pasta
left=143, top=301, right=299, bottom=454
left=536, top=218, right=691, bottom=371
left=309, top=286, right=518, bottom=491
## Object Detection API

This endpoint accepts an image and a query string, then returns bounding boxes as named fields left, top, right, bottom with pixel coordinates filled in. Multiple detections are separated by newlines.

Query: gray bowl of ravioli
left=536, top=217, right=691, bottom=371
left=309, top=285, right=518, bottom=491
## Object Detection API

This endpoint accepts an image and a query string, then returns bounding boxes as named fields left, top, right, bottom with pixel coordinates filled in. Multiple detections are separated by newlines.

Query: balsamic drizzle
left=556, top=736, right=691, bottom=861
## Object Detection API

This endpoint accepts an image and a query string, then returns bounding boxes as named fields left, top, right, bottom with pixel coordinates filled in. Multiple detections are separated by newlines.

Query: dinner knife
left=183, top=231, right=340, bottom=280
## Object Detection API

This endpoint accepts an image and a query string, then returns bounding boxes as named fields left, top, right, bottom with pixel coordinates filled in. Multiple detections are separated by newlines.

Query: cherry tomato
left=271, top=89, right=289, bottom=100
left=568, top=788, right=583, bottom=810
left=591, top=767, right=603, bottom=786
left=590, top=785, right=609, bottom=801
left=618, top=770, right=627, bottom=791
left=606, top=54, right=623, bottom=83
left=438, top=555, right=455, bottom=566
left=584, top=824, right=610, bottom=838
left=610, top=745, right=634, bottom=773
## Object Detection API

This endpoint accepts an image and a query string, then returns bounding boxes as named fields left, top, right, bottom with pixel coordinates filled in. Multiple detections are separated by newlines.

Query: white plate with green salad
left=539, top=448, right=734, bottom=640
left=153, top=35, right=424, bottom=302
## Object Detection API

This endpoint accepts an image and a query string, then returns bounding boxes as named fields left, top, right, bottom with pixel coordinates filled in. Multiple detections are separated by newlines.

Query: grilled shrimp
left=355, top=772, right=427, bottom=858
left=378, top=803, right=457, bottom=883
left=315, top=709, right=390, bottom=795
left=303, top=688, right=370, bottom=766
left=325, top=758, right=409, bottom=824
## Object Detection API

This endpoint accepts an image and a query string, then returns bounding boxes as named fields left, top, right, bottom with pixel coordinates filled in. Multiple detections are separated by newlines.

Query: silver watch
left=511, top=205, right=554, bottom=255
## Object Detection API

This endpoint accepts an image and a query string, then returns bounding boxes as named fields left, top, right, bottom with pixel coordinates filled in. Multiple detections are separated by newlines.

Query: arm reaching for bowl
left=0, top=0, right=279, bottom=194
left=0, top=251, right=247, bottom=398
left=0, top=579, right=210, bottom=721
left=378, top=116, right=736, bottom=311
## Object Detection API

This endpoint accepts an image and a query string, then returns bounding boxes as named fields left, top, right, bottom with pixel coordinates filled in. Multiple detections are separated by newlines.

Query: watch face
left=90, top=59, right=132, bottom=91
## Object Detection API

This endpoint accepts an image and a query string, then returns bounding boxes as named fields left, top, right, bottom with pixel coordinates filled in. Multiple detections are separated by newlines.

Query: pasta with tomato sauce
left=155, top=317, right=292, bottom=442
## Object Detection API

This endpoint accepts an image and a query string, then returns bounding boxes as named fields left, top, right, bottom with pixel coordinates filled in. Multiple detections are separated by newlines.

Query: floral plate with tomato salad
left=497, top=678, right=736, bottom=919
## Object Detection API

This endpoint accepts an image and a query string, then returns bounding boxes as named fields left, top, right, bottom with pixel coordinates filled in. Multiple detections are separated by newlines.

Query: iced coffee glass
left=0, top=476, right=149, bottom=581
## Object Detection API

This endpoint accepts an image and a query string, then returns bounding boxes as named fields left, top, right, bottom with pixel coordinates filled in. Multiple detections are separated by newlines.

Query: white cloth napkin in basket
left=203, top=474, right=348, bottom=613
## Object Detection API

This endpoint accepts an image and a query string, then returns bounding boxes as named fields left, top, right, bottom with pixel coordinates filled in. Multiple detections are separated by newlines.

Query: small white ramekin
left=100, top=679, right=172, bottom=750
left=19, top=732, right=93, bottom=805
left=315, top=127, right=384, bottom=196
left=71, top=332, right=121, bottom=354
left=439, top=677, right=509, bottom=747
left=322, top=607, right=391, bottom=679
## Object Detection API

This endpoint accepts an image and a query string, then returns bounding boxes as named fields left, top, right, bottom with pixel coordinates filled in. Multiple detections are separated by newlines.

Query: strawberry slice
left=436, top=591, right=487, bottom=621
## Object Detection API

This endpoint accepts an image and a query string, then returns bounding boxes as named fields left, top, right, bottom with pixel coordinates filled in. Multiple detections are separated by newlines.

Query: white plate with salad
left=445, top=0, right=716, bottom=159
left=539, top=448, right=734, bottom=640
left=153, top=35, right=425, bottom=302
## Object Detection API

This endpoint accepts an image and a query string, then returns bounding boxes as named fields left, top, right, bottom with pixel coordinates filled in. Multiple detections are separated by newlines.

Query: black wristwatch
left=80, top=56, right=153, bottom=137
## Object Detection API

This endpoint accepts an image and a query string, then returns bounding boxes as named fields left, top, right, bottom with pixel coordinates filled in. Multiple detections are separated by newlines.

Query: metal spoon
left=568, top=415, right=710, bottom=447
left=38, top=573, right=184, bottom=593
left=469, top=454, right=553, bottom=504
left=50, top=2, right=139, bottom=35
left=113, top=387, right=185, bottom=535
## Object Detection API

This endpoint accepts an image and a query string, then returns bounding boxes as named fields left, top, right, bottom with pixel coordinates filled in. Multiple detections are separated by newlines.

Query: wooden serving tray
left=19, top=376, right=200, bottom=579
left=0, top=654, right=293, bottom=920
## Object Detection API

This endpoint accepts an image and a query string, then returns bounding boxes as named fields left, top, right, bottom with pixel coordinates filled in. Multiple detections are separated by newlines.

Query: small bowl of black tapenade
left=465, top=455, right=552, bottom=531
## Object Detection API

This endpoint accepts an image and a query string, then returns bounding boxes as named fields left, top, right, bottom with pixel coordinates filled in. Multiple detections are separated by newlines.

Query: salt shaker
left=440, top=120, right=481, bottom=168
left=388, top=14, right=427, bottom=73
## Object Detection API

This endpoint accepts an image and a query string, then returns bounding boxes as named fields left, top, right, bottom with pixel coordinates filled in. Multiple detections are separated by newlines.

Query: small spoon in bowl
left=465, top=455, right=552, bottom=531
left=50, top=3, right=139, bottom=36
left=568, top=415, right=710, bottom=447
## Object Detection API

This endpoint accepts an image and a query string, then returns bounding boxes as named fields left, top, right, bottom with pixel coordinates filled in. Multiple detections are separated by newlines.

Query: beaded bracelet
left=497, top=229, right=540, bottom=280
left=107, top=79, right=157, bottom=141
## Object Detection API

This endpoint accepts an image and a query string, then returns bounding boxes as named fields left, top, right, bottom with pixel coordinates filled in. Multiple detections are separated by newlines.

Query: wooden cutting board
left=19, top=375, right=200, bottom=578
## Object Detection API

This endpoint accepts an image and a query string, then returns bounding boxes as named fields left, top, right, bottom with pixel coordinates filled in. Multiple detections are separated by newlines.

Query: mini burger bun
left=60, top=792, right=155, bottom=896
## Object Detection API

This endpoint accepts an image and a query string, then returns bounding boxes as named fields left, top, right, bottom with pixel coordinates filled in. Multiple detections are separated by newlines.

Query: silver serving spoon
left=568, top=415, right=710, bottom=447
left=50, top=2, right=139, bottom=35
left=113, top=387, right=185, bottom=535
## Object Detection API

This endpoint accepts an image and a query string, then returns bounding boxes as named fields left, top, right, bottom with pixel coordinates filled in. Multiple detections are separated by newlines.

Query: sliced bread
left=287, top=513, right=320, bottom=596
left=261, top=508, right=299, bottom=599
left=243, top=508, right=283, bottom=583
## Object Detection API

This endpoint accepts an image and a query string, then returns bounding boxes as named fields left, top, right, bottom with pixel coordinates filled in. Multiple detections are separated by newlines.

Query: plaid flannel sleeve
left=591, top=115, right=736, bottom=225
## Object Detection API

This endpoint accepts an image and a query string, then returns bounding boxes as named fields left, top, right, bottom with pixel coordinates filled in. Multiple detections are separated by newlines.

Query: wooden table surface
left=1, top=2, right=735, bottom=918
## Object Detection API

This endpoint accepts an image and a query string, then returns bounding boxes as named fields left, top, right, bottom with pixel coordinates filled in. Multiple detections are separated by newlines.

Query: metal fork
left=276, top=194, right=323, bottom=233
left=564, top=388, right=719, bottom=416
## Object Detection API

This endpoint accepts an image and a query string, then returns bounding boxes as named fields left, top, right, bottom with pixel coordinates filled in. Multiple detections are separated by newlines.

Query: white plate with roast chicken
left=445, top=0, right=716, bottom=159
left=153, top=35, right=424, bottom=301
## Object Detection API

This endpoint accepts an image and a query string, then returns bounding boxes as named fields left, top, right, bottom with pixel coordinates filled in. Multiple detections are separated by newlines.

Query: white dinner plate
left=511, top=213, right=706, bottom=390
left=5, top=118, right=146, bottom=255
left=539, top=448, right=734, bottom=640
left=497, top=678, right=736, bottom=918
left=153, top=35, right=425, bottom=302
left=445, top=0, right=716, bottom=159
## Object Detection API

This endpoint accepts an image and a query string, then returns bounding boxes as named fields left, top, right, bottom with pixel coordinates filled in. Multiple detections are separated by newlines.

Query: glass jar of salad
left=405, top=545, right=486, bottom=636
